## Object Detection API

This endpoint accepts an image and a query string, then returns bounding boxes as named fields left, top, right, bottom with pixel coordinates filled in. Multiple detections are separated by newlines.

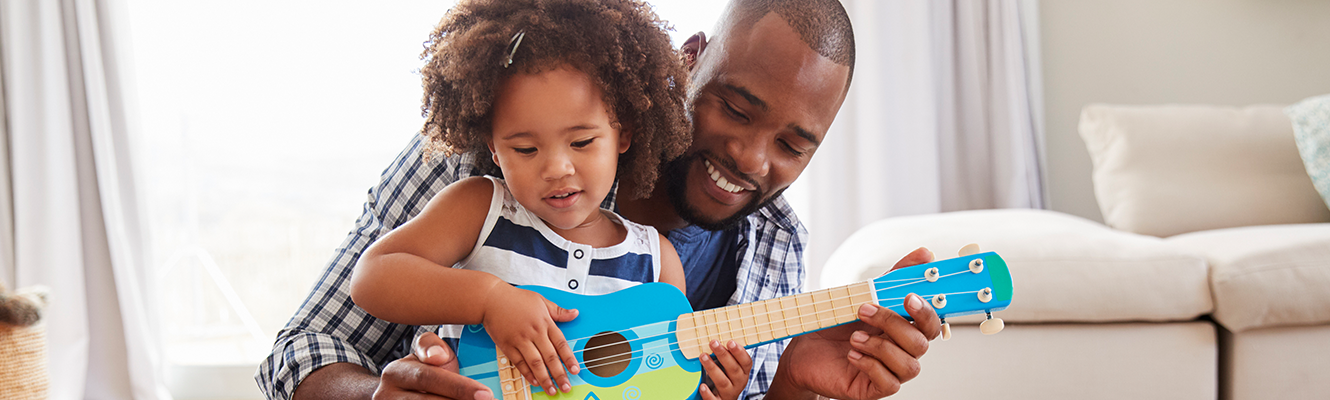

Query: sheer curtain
left=804, top=0, right=1046, bottom=288
left=0, top=0, right=170, bottom=398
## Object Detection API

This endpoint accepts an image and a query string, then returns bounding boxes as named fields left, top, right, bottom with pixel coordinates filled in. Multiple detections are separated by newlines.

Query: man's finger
left=846, top=348, right=902, bottom=398
left=858, top=302, right=931, bottom=359
left=381, top=391, right=449, bottom=400
left=889, top=247, right=934, bottom=272
left=848, top=329, right=922, bottom=383
left=382, top=358, right=494, bottom=400
left=903, top=293, right=942, bottom=342
left=413, top=332, right=458, bottom=370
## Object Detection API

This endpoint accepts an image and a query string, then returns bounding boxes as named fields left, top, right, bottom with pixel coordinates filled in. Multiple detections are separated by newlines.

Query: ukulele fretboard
left=674, top=282, right=876, bottom=359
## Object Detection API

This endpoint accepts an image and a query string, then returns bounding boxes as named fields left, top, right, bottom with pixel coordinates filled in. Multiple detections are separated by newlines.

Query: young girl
left=349, top=1, right=750, bottom=399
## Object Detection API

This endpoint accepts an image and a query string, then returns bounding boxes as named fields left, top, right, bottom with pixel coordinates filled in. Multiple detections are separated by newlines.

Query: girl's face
left=488, top=66, right=630, bottom=232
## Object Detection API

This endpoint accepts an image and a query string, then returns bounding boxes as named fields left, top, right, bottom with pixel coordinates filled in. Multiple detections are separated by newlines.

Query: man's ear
left=680, top=32, right=707, bottom=71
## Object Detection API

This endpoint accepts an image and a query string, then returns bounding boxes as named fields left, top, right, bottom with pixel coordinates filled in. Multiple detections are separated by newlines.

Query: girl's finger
left=699, top=383, right=719, bottom=400
left=699, top=342, right=731, bottom=389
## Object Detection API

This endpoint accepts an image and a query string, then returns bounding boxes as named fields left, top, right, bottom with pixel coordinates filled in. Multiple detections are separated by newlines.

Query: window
left=123, top=1, right=757, bottom=398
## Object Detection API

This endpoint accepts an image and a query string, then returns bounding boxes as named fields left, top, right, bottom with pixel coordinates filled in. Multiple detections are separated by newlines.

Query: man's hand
left=768, top=247, right=943, bottom=400
left=375, top=332, right=495, bottom=400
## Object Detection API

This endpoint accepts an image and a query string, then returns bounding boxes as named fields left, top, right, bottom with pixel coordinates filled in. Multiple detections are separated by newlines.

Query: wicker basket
left=0, top=286, right=50, bottom=399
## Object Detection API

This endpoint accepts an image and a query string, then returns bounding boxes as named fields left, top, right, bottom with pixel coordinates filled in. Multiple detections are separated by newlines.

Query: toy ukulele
left=458, top=245, right=1014, bottom=400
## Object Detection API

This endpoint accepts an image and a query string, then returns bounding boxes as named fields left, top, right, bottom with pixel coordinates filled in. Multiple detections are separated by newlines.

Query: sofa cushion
left=820, top=209, right=1212, bottom=324
left=1078, top=104, right=1330, bottom=237
left=1166, top=224, right=1330, bottom=332
left=1286, top=94, right=1330, bottom=211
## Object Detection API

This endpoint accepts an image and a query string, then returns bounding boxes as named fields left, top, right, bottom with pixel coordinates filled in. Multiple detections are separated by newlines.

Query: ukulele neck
left=674, top=282, right=876, bottom=359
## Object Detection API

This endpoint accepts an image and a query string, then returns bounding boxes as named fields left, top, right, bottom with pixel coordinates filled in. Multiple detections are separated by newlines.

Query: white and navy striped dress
left=438, top=176, right=663, bottom=341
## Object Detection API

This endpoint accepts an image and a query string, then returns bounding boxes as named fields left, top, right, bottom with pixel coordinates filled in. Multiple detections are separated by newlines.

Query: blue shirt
left=668, top=225, right=740, bottom=312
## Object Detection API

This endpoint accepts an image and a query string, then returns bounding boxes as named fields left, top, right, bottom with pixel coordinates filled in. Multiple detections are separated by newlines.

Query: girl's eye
left=572, top=138, right=595, bottom=148
left=513, top=147, right=537, bottom=155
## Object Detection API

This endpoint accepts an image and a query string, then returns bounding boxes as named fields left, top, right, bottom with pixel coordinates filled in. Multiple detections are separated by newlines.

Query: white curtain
left=1, top=0, right=171, bottom=399
left=805, top=0, right=1046, bottom=288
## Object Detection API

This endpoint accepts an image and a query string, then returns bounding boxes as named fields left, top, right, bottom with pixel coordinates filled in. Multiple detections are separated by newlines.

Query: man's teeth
left=704, top=160, right=744, bottom=193
left=551, top=192, right=573, bottom=199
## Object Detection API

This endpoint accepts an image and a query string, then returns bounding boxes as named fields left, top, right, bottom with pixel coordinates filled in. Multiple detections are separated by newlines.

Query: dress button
left=574, top=249, right=584, bottom=259
left=568, top=279, right=579, bottom=290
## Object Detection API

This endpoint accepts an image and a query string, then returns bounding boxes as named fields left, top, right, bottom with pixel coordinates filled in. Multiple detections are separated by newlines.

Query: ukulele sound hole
left=583, top=331, right=632, bottom=378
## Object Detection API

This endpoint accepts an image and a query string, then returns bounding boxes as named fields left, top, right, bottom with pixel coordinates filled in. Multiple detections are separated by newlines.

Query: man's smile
left=705, top=159, right=749, bottom=193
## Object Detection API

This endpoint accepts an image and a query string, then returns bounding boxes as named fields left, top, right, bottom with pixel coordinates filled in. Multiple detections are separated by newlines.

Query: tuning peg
left=958, top=243, right=980, bottom=257
left=980, top=312, right=1005, bottom=335
left=940, top=319, right=952, bottom=341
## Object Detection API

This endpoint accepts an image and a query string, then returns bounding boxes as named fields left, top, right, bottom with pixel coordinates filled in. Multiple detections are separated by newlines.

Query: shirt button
left=574, top=249, right=584, bottom=259
left=568, top=279, right=579, bottom=290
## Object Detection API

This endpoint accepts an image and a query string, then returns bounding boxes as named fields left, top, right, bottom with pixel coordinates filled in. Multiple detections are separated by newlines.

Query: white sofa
left=820, top=104, right=1330, bottom=400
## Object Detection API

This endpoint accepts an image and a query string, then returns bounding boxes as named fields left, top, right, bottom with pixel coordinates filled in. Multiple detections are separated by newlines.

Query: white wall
left=1040, top=0, right=1330, bottom=222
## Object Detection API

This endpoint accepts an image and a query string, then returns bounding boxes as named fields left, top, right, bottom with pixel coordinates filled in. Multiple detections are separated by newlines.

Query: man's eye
left=721, top=100, right=748, bottom=122
left=779, top=140, right=805, bottom=157
left=572, top=138, right=595, bottom=148
left=513, top=147, right=537, bottom=155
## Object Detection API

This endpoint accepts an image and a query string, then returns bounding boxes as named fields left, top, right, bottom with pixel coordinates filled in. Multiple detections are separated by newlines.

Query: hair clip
left=503, top=31, right=525, bottom=68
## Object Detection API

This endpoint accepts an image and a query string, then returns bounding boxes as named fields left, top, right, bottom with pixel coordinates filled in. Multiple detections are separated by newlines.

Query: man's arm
left=290, top=333, right=494, bottom=400
left=292, top=364, right=380, bottom=400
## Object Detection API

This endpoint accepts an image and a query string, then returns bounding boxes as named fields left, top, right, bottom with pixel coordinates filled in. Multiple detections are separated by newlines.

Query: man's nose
left=542, top=151, right=575, bottom=180
left=727, top=134, right=769, bottom=177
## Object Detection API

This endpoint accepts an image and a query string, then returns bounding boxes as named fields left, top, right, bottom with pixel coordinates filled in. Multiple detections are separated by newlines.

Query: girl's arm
left=349, top=176, right=498, bottom=325
left=349, top=176, right=580, bottom=395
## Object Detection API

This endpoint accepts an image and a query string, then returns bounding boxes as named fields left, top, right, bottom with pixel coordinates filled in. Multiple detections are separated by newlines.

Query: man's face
left=668, top=14, right=850, bottom=230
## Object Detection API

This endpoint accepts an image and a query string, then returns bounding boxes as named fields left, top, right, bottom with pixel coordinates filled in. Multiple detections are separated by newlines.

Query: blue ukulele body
left=458, top=284, right=705, bottom=400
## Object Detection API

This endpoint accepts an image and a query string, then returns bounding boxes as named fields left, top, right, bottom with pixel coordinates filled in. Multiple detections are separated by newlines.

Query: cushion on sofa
left=820, top=209, right=1212, bottom=324
left=1078, top=104, right=1330, bottom=237
left=1286, top=94, right=1330, bottom=211
left=1165, top=224, right=1330, bottom=332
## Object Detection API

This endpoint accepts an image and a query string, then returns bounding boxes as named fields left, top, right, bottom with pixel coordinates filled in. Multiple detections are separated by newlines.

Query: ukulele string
left=561, top=267, right=959, bottom=349
left=571, top=287, right=983, bottom=371
left=565, top=268, right=970, bottom=361
left=499, top=264, right=992, bottom=385
left=501, top=290, right=985, bottom=382
left=497, top=305, right=880, bottom=388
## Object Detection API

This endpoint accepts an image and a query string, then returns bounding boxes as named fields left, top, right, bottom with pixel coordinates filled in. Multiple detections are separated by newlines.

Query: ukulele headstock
left=872, top=244, right=1013, bottom=341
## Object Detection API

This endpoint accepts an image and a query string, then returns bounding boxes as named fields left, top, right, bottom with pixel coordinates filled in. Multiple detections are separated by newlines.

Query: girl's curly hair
left=420, top=0, right=691, bottom=199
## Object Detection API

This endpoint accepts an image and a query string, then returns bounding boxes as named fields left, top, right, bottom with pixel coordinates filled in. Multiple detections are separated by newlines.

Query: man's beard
left=664, top=153, right=785, bottom=231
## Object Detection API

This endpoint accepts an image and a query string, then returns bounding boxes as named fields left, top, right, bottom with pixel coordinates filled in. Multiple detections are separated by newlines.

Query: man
left=257, top=0, right=942, bottom=399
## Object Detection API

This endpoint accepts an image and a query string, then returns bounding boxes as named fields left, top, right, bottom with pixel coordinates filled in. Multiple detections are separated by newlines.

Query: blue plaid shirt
left=256, top=134, right=808, bottom=399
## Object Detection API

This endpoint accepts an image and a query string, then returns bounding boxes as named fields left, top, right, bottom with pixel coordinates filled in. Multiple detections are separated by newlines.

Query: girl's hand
left=699, top=340, right=754, bottom=400
left=482, top=286, right=580, bottom=397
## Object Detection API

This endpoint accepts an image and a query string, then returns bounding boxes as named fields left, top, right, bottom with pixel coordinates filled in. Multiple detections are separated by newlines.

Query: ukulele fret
left=496, top=349, right=531, bottom=400
left=675, top=281, right=880, bottom=359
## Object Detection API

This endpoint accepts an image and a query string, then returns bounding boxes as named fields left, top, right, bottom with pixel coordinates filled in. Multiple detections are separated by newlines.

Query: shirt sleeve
left=735, top=196, right=809, bottom=399
left=255, top=135, right=471, bottom=400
